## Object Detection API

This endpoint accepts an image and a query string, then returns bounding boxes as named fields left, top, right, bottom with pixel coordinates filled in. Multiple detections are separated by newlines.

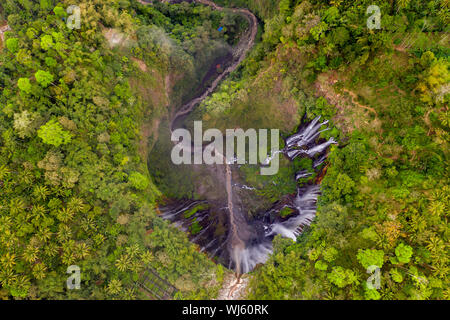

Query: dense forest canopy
left=0, top=0, right=448, bottom=300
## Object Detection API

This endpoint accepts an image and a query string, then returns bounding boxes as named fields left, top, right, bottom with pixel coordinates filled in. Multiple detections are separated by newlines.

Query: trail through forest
left=170, top=0, right=258, bottom=130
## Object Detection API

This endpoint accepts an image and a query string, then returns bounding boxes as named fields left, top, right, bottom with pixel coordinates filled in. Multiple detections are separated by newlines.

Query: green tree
left=17, top=78, right=32, bottom=93
left=327, top=266, right=357, bottom=288
left=37, top=119, right=72, bottom=147
left=35, top=70, right=54, bottom=87
left=53, top=6, right=66, bottom=17
left=314, top=260, right=328, bottom=271
left=357, top=249, right=384, bottom=269
left=128, top=172, right=150, bottom=190
left=279, top=0, right=291, bottom=16
left=45, top=57, right=57, bottom=67
left=365, top=288, right=381, bottom=300
left=40, top=34, right=54, bottom=50
left=390, top=268, right=404, bottom=283
left=40, top=0, right=52, bottom=10
left=394, top=243, right=413, bottom=264
left=107, top=279, right=123, bottom=295
left=5, top=38, right=19, bottom=53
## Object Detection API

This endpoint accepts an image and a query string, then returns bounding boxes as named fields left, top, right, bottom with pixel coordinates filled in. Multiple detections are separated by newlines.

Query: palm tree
left=32, top=263, right=47, bottom=280
left=140, top=251, right=154, bottom=265
left=32, top=204, right=47, bottom=219
left=0, top=216, right=12, bottom=229
left=62, top=240, right=77, bottom=265
left=76, top=242, right=90, bottom=259
left=126, top=244, right=141, bottom=258
left=37, top=227, right=52, bottom=242
left=43, top=242, right=59, bottom=258
left=0, top=269, right=17, bottom=286
left=57, top=207, right=74, bottom=223
left=14, top=275, right=31, bottom=292
left=2, top=229, right=18, bottom=250
left=122, top=288, right=136, bottom=300
left=107, top=279, right=123, bottom=295
left=68, top=197, right=86, bottom=213
left=22, top=245, right=39, bottom=264
left=438, top=111, right=449, bottom=127
left=427, top=201, right=445, bottom=217
left=410, top=213, right=427, bottom=233
left=32, top=185, right=50, bottom=202
left=115, top=254, right=132, bottom=272
left=93, top=234, right=105, bottom=246
left=131, top=260, right=144, bottom=273
left=1, top=252, right=16, bottom=269
left=19, top=169, right=34, bottom=185
left=9, top=198, right=25, bottom=215
left=57, top=225, right=72, bottom=243
left=80, top=217, right=95, bottom=233
left=0, top=164, right=10, bottom=181
left=426, top=235, right=445, bottom=255
left=431, top=261, right=448, bottom=279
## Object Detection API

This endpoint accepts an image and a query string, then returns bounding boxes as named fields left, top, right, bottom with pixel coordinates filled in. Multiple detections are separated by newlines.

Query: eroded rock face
left=0, top=24, right=11, bottom=45
left=160, top=116, right=336, bottom=274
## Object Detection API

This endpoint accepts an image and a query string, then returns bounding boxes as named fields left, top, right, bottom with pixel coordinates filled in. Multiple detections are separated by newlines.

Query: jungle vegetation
left=0, top=0, right=448, bottom=300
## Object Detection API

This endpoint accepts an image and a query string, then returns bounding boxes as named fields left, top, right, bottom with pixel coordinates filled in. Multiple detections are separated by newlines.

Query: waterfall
left=160, top=116, right=336, bottom=274
left=233, top=183, right=256, bottom=190
left=262, top=150, right=283, bottom=166
left=295, top=170, right=312, bottom=180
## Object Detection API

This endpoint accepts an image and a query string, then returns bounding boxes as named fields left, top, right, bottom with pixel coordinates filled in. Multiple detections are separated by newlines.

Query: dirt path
left=315, top=72, right=380, bottom=134
left=342, top=88, right=378, bottom=116
left=170, top=0, right=258, bottom=130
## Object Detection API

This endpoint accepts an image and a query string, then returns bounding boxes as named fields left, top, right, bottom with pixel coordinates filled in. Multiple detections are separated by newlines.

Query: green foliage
left=53, top=6, right=66, bottom=17
left=45, top=57, right=57, bottom=67
left=310, top=21, right=328, bottom=41
left=37, top=119, right=72, bottom=147
left=40, top=34, right=54, bottom=51
left=0, top=0, right=448, bottom=301
left=323, top=7, right=339, bottom=24
left=34, top=70, right=54, bottom=87
left=128, top=172, right=150, bottom=190
left=280, top=206, right=294, bottom=217
left=184, top=204, right=209, bottom=219
left=323, top=247, right=338, bottom=262
left=278, top=0, right=291, bottom=16
left=40, top=0, right=52, bottom=10
left=219, top=0, right=449, bottom=301
left=365, top=288, right=381, bottom=300
left=17, top=78, right=32, bottom=94
left=415, top=51, right=449, bottom=105
left=189, top=219, right=202, bottom=235
left=329, top=27, right=349, bottom=47
left=327, top=266, right=357, bottom=288
left=314, top=260, right=328, bottom=271
left=357, top=249, right=385, bottom=269
left=390, top=268, right=404, bottom=283
left=394, top=243, right=413, bottom=264
left=5, top=38, right=19, bottom=53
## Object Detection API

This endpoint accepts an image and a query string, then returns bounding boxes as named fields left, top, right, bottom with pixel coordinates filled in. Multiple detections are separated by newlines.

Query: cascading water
left=160, top=116, right=337, bottom=274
